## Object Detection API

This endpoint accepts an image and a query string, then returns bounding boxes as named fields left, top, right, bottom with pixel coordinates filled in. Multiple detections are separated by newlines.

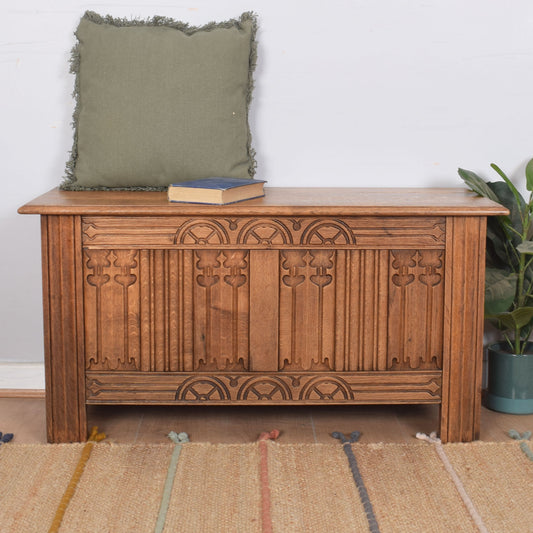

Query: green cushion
left=61, top=11, right=258, bottom=190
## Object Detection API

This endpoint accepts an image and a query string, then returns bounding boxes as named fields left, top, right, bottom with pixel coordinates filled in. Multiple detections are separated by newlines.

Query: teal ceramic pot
left=485, top=342, right=533, bottom=414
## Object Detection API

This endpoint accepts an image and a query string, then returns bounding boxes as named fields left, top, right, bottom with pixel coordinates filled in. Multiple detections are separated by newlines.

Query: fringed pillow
left=61, top=11, right=258, bottom=190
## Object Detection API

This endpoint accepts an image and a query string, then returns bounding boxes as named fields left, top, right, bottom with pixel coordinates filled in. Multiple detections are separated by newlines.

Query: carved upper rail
left=82, top=216, right=446, bottom=249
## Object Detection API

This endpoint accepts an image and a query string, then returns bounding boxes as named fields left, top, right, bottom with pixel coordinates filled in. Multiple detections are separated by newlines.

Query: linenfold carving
left=280, top=250, right=335, bottom=371
left=84, top=250, right=139, bottom=370
left=194, top=250, right=250, bottom=372
left=82, top=243, right=445, bottom=375
left=388, top=249, right=444, bottom=370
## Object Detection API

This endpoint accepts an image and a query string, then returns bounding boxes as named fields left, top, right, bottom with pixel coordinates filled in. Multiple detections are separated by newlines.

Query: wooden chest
left=19, top=187, right=507, bottom=442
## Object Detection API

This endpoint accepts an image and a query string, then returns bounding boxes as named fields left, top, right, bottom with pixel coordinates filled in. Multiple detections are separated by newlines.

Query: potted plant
left=458, top=158, right=533, bottom=414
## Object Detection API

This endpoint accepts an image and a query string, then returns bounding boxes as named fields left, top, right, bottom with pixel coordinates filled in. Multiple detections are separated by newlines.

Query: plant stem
left=515, top=195, right=533, bottom=353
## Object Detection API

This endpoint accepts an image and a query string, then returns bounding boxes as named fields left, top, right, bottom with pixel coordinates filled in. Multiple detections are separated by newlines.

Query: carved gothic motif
left=85, top=249, right=111, bottom=288
left=418, top=250, right=443, bottom=287
left=288, top=218, right=303, bottom=231
left=281, top=250, right=307, bottom=288
left=223, top=250, right=248, bottom=288
left=113, top=250, right=138, bottom=288
left=298, top=377, right=353, bottom=401
left=237, top=377, right=292, bottom=401
left=309, top=250, right=334, bottom=288
left=196, top=250, right=221, bottom=288
left=174, top=219, right=229, bottom=245
left=237, top=219, right=292, bottom=246
left=175, top=377, right=230, bottom=401
left=432, top=222, right=446, bottom=243
left=391, top=250, right=417, bottom=287
left=301, top=220, right=355, bottom=246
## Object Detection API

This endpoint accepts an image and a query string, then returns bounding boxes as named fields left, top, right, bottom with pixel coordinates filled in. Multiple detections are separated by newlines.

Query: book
left=168, top=177, right=266, bottom=205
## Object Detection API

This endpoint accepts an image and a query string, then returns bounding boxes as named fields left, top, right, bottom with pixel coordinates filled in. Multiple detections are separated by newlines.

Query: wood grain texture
left=19, top=187, right=508, bottom=216
left=41, top=215, right=86, bottom=442
left=85, top=371, right=442, bottom=404
left=440, top=216, right=488, bottom=442
left=80, top=247, right=446, bottom=375
left=80, top=215, right=446, bottom=249
left=19, top=188, right=506, bottom=443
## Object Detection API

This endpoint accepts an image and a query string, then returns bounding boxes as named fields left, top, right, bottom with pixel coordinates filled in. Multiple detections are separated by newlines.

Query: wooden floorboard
left=1, top=396, right=532, bottom=444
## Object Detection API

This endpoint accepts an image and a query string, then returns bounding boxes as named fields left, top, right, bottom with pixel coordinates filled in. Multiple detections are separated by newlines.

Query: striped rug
left=1, top=430, right=532, bottom=532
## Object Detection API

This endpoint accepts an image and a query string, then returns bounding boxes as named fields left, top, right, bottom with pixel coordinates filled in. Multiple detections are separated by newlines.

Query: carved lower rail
left=86, top=371, right=442, bottom=404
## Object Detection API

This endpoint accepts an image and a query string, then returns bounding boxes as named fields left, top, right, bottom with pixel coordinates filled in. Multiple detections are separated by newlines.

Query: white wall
left=2, top=0, right=533, bottom=363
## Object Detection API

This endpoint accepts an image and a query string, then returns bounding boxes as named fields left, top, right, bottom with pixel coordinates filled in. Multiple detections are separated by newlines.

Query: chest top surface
left=18, top=187, right=508, bottom=217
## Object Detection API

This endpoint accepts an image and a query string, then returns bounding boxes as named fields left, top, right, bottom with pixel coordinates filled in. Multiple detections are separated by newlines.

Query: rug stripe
left=154, top=431, right=189, bottom=533
left=48, top=427, right=105, bottom=533
left=258, top=430, right=279, bottom=533
left=417, top=432, right=489, bottom=533
left=332, top=431, right=380, bottom=533
left=161, top=443, right=262, bottom=531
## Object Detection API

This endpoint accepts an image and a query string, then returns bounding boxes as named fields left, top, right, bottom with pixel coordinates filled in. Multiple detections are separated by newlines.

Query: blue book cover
left=168, top=177, right=266, bottom=204
left=170, top=177, right=266, bottom=190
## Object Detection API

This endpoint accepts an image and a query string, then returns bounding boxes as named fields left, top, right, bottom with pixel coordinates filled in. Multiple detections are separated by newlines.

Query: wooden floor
left=2, top=393, right=533, bottom=444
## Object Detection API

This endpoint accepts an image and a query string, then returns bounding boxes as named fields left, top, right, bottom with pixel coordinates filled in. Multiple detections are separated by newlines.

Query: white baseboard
left=0, top=363, right=45, bottom=389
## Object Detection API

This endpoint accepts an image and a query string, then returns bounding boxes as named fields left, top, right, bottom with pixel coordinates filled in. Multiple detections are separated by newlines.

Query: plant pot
left=485, top=342, right=533, bottom=414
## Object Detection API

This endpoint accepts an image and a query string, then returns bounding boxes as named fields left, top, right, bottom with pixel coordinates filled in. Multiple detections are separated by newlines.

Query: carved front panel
left=82, top=210, right=446, bottom=373
left=388, top=250, right=444, bottom=369
left=279, top=250, right=337, bottom=371
left=83, top=245, right=445, bottom=373
left=84, top=249, right=141, bottom=371
left=83, top=249, right=251, bottom=372
left=193, top=250, right=250, bottom=371
left=277, top=248, right=444, bottom=372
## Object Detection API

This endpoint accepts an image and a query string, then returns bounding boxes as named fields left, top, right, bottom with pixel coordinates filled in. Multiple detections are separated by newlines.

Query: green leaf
left=486, top=218, right=514, bottom=269
left=517, top=241, right=533, bottom=255
left=490, top=163, right=526, bottom=210
left=490, top=307, right=533, bottom=331
left=526, top=158, right=533, bottom=192
left=487, top=181, right=524, bottom=238
left=457, top=168, right=500, bottom=203
left=484, top=268, right=516, bottom=315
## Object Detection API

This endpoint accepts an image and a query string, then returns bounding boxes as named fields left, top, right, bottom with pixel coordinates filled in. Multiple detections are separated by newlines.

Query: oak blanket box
left=19, top=187, right=507, bottom=443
